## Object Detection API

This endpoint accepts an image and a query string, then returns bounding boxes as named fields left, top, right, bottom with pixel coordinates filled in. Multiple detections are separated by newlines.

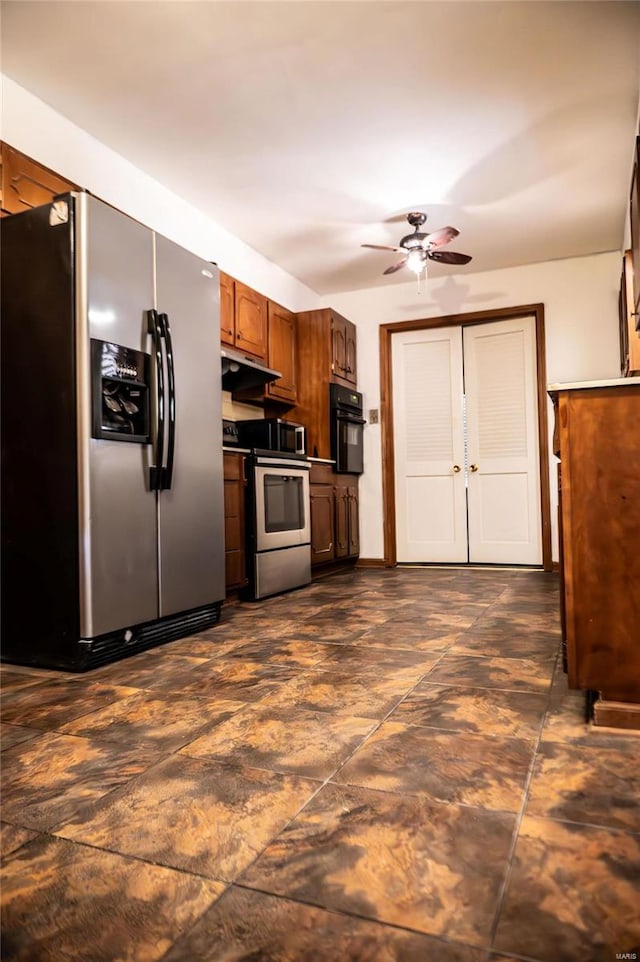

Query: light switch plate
left=369, top=408, right=379, bottom=424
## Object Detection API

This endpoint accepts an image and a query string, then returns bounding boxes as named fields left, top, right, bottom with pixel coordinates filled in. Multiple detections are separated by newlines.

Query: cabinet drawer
left=310, top=462, right=335, bottom=484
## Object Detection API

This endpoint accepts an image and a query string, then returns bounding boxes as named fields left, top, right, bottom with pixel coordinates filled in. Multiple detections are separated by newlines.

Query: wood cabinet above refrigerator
left=1, top=143, right=77, bottom=217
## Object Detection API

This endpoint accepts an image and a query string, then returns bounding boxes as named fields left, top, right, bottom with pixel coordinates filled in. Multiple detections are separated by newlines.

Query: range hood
left=221, top=347, right=281, bottom=392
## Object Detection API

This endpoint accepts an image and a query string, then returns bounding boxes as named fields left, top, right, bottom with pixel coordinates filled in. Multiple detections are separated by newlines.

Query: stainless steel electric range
left=224, top=420, right=311, bottom=600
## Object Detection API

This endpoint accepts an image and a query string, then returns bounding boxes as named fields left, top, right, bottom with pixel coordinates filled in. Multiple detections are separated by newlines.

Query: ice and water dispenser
left=91, top=339, right=151, bottom=442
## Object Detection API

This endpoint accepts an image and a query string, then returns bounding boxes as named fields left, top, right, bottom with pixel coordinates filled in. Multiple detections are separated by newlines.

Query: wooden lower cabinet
left=310, top=483, right=335, bottom=565
left=550, top=381, right=640, bottom=728
left=223, top=452, right=248, bottom=592
left=310, top=463, right=359, bottom=567
left=335, top=480, right=359, bottom=559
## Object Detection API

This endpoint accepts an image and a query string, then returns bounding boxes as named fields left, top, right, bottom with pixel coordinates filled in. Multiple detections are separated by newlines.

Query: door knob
left=452, top=464, right=461, bottom=473
left=470, top=464, right=479, bottom=472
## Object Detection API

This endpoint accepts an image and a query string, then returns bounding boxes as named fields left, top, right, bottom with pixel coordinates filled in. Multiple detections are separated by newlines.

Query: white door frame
left=379, top=304, right=552, bottom=570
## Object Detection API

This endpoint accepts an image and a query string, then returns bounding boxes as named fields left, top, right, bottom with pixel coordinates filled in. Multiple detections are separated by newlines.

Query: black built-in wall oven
left=330, top=384, right=365, bottom=475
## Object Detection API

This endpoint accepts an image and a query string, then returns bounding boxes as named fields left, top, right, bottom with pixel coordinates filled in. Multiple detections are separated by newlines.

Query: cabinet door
left=223, top=453, right=247, bottom=590
left=331, top=314, right=347, bottom=379
left=347, top=485, right=360, bottom=557
left=235, top=281, right=267, bottom=360
left=331, top=312, right=358, bottom=387
left=267, top=302, right=297, bottom=403
left=1, top=144, right=77, bottom=216
left=630, top=138, right=640, bottom=317
left=334, top=483, right=349, bottom=558
left=310, top=484, right=335, bottom=564
left=220, top=272, right=235, bottom=347
left=345, top=320, right=357, bottom=385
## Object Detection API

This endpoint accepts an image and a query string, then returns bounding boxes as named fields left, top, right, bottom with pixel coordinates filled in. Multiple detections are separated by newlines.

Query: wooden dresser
left=549, top=378, right=640, bottom=728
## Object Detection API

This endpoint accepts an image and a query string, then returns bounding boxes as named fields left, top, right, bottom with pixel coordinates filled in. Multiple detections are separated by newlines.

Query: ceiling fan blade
left=422, top=226, right=459, bottom=249
left=383, top=257, right=408, bottom=275
left=362, top=243, right=404, bottom=252
left=428, top=250, right=472, bottom=265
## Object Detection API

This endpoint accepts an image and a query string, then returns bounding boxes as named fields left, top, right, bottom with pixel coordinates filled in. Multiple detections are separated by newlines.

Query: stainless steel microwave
left=236, top=418, right=306, bottom=456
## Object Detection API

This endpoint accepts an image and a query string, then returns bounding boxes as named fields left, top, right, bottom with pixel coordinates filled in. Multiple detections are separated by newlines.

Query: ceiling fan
left=362, top=212, right=472, bottom=275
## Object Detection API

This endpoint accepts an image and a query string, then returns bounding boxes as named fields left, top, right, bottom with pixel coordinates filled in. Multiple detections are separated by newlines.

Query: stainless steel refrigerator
left=1, top=192, right=225, bottom=669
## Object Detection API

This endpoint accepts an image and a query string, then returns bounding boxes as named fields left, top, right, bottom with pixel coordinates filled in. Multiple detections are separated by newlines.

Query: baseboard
left=355, top=558, right=389, bottom=568
left=311, top=559, right=358, bottom=580
left=552, top=561, right=560, bottom=572
left=593, top=697, right=640, bottom=731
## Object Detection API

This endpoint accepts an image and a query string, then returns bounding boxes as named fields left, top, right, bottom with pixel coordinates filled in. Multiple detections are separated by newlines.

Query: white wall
left=329, top=251, right=622, bottom=561
left=2, top=76, right=624, bottom=564
left=1, top=76, right=323, bottom=314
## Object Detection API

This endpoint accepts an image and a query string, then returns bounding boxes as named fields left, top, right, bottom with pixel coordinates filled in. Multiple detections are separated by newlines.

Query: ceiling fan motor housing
left=401, top=211, right=430, bottom=249
left=400, top=231, right=429, bottom=250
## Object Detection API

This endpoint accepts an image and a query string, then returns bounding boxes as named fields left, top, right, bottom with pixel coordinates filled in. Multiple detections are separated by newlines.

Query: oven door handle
left=335, top=412, right=366, bottom=424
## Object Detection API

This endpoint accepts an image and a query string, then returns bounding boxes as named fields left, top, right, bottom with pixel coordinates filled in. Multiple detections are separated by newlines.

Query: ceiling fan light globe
left=406, top=249, right=427, bottom=275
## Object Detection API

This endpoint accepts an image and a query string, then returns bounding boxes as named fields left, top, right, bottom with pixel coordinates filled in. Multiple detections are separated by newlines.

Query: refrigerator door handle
left=159, top=311, right=176, bottom=491
left=147, top=308, right=165, bottom=491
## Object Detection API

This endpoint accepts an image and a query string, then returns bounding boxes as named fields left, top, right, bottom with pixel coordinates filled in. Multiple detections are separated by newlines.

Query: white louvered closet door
left=464, top=316, right=542, bottom=564
left=392, top=327, right=467, bottom=562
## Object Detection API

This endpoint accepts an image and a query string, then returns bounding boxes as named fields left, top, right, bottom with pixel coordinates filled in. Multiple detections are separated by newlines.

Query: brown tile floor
left=1, top=567, right=639, bottom=962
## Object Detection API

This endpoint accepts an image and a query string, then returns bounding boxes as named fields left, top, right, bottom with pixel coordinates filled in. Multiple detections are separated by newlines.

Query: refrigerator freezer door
left=1, top=197, right=82, bottom=663
left=154, top=236, right=225, bottom=615
left=82, top=195, right=158, bottom=637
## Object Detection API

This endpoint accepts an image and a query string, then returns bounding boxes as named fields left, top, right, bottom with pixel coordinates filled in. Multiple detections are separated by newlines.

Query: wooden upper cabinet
left=1, top=144, right=77, bottom=217
left=330, top=311, right=357, bottom=387
left=267, top=301, right=297, bottom=404
left=235, top=281, right=267, bottom=360
left=292, top=308, right=358, bottom=460
left=219, top=271, right=236, bottom=347
left=219, top=273, right=267, bottom=361
left=345, top=321, right=357, bottom=385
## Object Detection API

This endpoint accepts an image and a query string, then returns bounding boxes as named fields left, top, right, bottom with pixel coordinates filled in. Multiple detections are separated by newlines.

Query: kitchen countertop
left=222, top=449, right=337, bottom=463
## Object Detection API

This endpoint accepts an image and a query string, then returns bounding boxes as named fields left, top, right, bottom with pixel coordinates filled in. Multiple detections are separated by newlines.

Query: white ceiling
left=2, top=1, right=639, bottom=295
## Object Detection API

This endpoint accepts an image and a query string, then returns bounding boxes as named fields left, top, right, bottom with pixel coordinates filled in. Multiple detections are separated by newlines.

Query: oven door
left=253, top=456, right=311, bottom=551
left=335, top=412, right=365, bottom=474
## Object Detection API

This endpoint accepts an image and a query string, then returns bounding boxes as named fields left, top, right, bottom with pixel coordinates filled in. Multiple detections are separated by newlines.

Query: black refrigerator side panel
left=1, top=198, right=81, bottom=666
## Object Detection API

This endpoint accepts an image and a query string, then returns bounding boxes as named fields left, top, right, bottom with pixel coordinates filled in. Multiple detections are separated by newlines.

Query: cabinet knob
left=452, top=464, right=461, bottom=473
left=470, top=463, right=479, bottom=472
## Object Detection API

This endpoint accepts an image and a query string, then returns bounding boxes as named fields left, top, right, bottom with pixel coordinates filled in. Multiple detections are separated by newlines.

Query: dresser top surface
left=548, top=376, right=640, bottom=393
